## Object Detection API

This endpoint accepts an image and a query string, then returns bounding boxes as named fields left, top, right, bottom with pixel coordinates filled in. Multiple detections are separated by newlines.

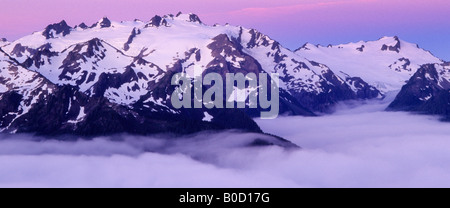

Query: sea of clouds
left=1, top=97, right=450, bottom=188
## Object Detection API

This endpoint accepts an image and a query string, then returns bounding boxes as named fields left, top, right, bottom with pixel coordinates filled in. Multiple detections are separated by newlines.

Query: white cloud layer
left=1, top=99, right=450, bottom=188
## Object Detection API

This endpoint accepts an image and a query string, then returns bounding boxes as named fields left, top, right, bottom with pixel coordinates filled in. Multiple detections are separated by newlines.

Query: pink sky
left=0, top=0, right=449, bottom=59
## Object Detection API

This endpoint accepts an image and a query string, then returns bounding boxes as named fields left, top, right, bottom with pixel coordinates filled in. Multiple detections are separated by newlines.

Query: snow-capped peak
left=295, top=36, right=443, bottom=92
left=140, top=12, right=203, bottom=28
left=175, top=12, right=203, bottom=24
left=145, top=15, right=168, bottom=28
left=296, top=43, right=319, bottom=51
left=2, top=14, right=443, bottom=110
left=378, top=36, right=400, bottom=41
left=297, top=36, right=404, bottom=52
left=91, top=17, right=112, bottom=28
left=42, top=20, right=72, bottom=39
left=378, top=36, right=401, bottom=52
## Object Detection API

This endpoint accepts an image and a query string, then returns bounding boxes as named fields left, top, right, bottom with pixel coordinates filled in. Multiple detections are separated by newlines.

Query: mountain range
left=0, top=13, right=448, bottom=139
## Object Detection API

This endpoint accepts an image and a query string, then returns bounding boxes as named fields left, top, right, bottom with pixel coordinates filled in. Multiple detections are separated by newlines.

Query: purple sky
left=1, top=0, right=449, bottom=60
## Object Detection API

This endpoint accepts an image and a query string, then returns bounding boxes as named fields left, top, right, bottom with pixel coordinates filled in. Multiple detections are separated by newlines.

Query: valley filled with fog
left=0, top=97, right=450, bottom=188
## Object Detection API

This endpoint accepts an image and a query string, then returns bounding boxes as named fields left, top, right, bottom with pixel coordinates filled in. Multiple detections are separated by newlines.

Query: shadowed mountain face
left=0, top=14, right=296, bottom=145
left=0, top=47, right=263, bottom=137
left=388, top=63, right=450, bottom=120
left=0, top=13, right=447, bottom=138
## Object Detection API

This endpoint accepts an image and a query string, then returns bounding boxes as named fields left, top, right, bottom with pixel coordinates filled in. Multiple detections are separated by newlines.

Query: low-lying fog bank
left=1, top=98, right=449, bottom=188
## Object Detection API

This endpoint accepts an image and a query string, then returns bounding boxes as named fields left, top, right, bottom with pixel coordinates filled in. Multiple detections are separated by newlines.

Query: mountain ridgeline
left=387, top=63, right=450, bottom=120
left=0, top=13, right=448, bottom=138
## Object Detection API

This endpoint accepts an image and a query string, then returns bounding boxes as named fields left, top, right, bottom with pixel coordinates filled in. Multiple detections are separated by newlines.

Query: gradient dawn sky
left=0, top=0, right=449, bottom=60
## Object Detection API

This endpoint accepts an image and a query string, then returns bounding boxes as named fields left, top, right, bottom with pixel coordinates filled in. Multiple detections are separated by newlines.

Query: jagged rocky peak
left=73, top=38, right=105, bottom=57
left=77, top=22, right=88, bottom=29
left=145, top=15, right=168, bottom=27
left=99, top=17, right=112, bottom=28
left=58, top=38, right=107, bottom=72
left=188, top=13, right=202, bottom=24
left=175, top=12, right=203, bottom=24
left=42, top=20, right=72, bottom=39
left=86, top=37, right=104, bottom=47
left=246, top=29, right=274, bottom=49
left=380, top=36, right=401, bottom=53
left=0, top=38, right=7, bottom=42
left=90, top=17, right=112, bottom=28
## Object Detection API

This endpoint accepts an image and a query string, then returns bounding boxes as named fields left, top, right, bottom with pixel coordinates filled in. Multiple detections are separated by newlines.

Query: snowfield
left=296, top=37, right=443, bottom=92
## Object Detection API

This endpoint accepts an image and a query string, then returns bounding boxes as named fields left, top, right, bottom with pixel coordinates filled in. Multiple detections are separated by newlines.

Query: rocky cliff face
left=388, top=63, right=450, bottom=120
